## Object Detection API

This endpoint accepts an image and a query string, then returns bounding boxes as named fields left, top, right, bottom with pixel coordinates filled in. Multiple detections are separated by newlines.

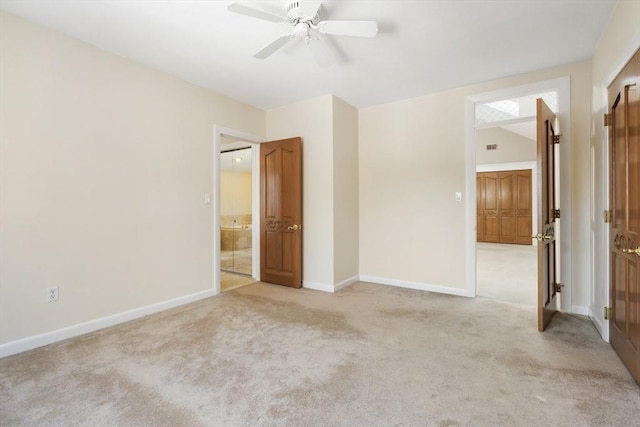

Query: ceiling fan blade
left=306, top=36, right=334, bottom=68
left=253, top=34, right=292, bottom=59
left=317, top=20, right=378, bottom=37
left=300, top=0, right=322, bottom=18
left=227, top=3, right=286, bottom=23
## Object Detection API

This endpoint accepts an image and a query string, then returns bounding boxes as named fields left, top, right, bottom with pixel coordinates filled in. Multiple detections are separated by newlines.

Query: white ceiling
left=0, top=0, right=616, bottom=110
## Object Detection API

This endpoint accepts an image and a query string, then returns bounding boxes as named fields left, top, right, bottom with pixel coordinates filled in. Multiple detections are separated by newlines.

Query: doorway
left=465, top=79, right=571, bottom=314
left=220, top=146, right=255, bottom=291
left=213, top=126, right=265, bottom=294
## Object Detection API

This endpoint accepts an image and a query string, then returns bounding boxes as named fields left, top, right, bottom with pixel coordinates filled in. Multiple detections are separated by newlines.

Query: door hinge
left=552, top=135, right=561, bottom=144
left=604, top=306, right=613, bottom=320
left=604, top=113, right=612, bottom=127
left=554, top=282, right=564, bottom=293
left=604, top=210, right=612, bottom=223
left=553, top=209, right=561, bottom=219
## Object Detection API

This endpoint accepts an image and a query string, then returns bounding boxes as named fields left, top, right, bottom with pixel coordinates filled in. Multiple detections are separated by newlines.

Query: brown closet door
left=477, top=169, right=532, bottom=245
left=516, top=170, right=533, bottom=244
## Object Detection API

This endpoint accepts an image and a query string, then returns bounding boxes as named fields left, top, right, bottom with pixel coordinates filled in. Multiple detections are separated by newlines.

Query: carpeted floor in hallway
left=1, top=282, right=638, bottom=426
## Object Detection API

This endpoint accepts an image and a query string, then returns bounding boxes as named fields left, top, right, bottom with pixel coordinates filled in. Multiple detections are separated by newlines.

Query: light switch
left=455, top=192, right=462, bottom=202
left=204, top=193, right=211, bottom=205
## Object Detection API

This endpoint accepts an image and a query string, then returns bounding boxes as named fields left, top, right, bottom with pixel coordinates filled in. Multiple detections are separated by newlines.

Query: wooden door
left=499, top=172, right=516, bottom=243
left=260, top=137, right=303, bottom=288
left=477, top=172, right=499, bottom=242
left=608, top=49, right=639, bottom=384
left=477, top=170, right=531, bottom=245
left=515, top=170, right=533, bottom=245
left=536, top=98, right=559, bottom=332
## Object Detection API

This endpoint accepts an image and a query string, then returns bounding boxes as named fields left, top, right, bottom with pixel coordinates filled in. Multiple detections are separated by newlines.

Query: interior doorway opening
left=220, top=145, right=255, bottom=292
left=469, top=86, right=565, bottom=309
left=213, top=126, right=265, bottom=295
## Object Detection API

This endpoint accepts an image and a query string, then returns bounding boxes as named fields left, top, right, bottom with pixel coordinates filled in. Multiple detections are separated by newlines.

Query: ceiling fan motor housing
left=286, top=1, right=318, bottom=22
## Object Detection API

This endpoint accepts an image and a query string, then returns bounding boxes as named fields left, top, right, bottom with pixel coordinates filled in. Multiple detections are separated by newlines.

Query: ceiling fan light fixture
left=228, top=0, right=378, bottom=65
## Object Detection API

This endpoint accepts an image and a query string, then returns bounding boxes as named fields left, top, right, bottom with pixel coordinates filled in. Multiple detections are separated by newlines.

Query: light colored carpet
left=1, top=282, right=638, bottom=426
left=477, top=242, right=537, bottom=306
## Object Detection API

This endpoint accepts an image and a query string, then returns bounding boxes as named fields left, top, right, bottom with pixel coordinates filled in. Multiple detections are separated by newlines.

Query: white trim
left=465, top=98, right=477, bottom=298
left=303, top=276, right=359, bottom=293
left=360, top=275, right=473, bottom=298
left=476, top=161, right=535, bottom=172
left=0, top=289, right=216, bottom=358
left=213, top=125, right=265, bottom=294
left=571, top=305, right=590, bottom=316
left=465, top=77, right=572, bottom=313
left=334, top=275, right=359, bottom=292
left=474, top=115, right=537, bottom=129
left=303, top=281, right=335, bottom=293
left=589, top=307, right=608, bottom=343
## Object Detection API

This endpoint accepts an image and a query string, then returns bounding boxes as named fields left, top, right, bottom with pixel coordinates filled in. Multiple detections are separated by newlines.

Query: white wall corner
left=334, top=275, right=359, bottom=292
left=589, top=307, right=609, bottom=343
left=0, top=289, right=216, bottom=359
left=303, top=281, right=336, bottom=293
left=570, top=305, right=590, bottom=316
left=360, top=275, right=473, bottom=298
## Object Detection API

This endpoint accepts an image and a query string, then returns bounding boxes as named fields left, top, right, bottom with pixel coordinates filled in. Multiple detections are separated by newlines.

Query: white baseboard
left=359, top=275, right=473, bottom=298
left=303, top=281, right=335, bottom=293
left=334, top=275, right=359, bottom=292
left=0, top=288, right=216, bottom=358
left=571, top=305, right=590, bottom=316
left=303, top=275, right=359, bottom=293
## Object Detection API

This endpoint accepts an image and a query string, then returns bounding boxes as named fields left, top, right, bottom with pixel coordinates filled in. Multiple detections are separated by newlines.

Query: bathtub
left=221, top=225, right=252, bottom=251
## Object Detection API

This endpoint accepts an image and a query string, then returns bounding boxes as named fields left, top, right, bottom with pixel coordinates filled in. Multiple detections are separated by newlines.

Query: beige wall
left=332, top=97, right=359, bottom=284
left=0, top=12, right=265, bottom=344
left=590, top=0, right=640, bottom=334
left=475, top=127, right=535, bottom=165
left=360, top=60, right=592, bottom=303
left=266, top=95, right=335, bottom=287
left=266, top=94, right=359, bottom=288
left=220, top=171, right=252, bottom=217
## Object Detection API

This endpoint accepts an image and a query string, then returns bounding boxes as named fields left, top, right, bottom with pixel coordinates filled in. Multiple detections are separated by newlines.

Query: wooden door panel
left=537, top=98, right=559, bottom=331
left=609, top=49, right=639, bottom=384
left=485, top=174, right=498, bottom=210
left=477, top=170, right=532, bottom=245
left=517, top=216, right=532, bottom=244
left=485, top=217, right=499, bottom=242
left=500, top=217, right=516, bottom=243
left=499, top=173, right=514, bottom=210
left=260, top=137, right=302, bottom=288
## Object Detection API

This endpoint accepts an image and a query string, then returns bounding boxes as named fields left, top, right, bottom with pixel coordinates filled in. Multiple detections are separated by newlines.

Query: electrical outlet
left=47, top=286, right=59, bottom=302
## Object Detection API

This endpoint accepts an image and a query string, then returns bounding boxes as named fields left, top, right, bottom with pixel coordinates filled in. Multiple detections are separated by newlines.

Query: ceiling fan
left=227, top=1, right=378, bottom=67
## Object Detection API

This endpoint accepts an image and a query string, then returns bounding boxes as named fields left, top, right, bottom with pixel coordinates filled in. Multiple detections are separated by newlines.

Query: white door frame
left=464, top=77, right=572, bottom=313
left=213, top=125, right=265, bottom=294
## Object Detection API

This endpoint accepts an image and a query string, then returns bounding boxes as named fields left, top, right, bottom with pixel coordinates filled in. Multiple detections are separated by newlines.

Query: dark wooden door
left=608, top=49, right=639, bottom=384
left=260, top=137, right=303, bottom=288
left=536, top=98, right=559, bottom=332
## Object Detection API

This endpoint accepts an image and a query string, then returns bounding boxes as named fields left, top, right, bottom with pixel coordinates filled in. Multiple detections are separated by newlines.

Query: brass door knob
left=622, top=246, right=640, bottom=256
left=287, top=224, right=300, bottom=231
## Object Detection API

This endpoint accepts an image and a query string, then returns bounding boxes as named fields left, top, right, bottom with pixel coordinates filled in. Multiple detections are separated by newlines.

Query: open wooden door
left=608, top=49, right=639, bottom=384
left=260, top=137, right=303, bottom=288
left=535, top=98, right=560, bottom=331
